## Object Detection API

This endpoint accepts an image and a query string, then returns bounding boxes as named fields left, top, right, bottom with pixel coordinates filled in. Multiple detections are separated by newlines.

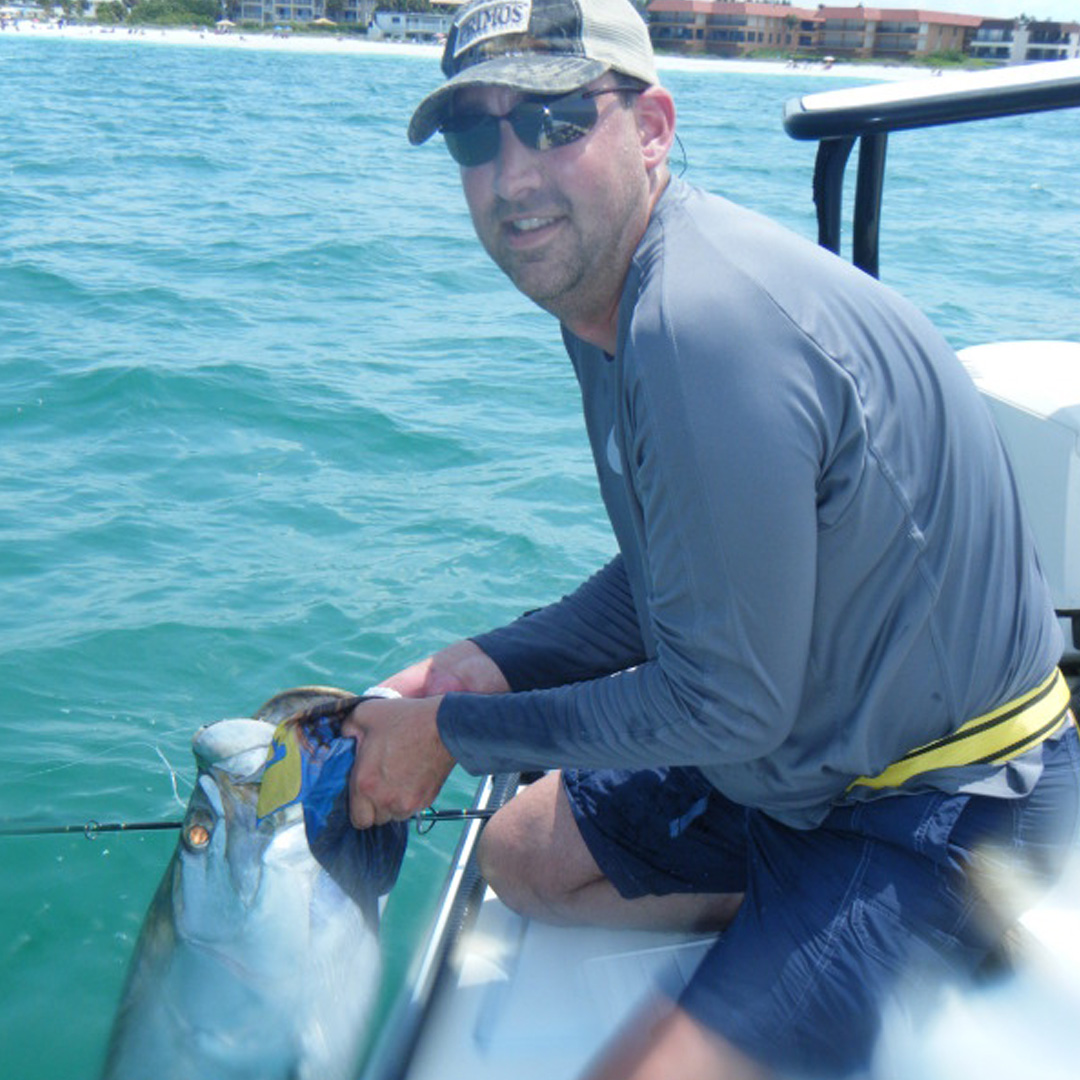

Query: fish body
left=103, top=695, right=407, bottom=1080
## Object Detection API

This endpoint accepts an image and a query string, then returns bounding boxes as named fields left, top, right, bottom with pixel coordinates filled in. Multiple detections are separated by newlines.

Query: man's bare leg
left=583, top=1000, right=772, bottom=1080
left=475, top=771, right=743, bottom=931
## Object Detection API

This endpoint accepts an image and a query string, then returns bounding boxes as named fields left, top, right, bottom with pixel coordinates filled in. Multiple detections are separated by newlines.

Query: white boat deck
left=404, top=858, right=1080, bottom=1080
left=406, top=891, right=712, bottom=1080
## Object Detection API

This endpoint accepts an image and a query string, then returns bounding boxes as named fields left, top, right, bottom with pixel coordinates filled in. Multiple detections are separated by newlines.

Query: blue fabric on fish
left=256, top=689, right=408, bottom=909
left=257, top=715, right=355, bottom=843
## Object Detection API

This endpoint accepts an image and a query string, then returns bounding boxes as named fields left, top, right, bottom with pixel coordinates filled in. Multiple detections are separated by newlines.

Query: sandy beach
left=4, top=19, right=934, bottom=83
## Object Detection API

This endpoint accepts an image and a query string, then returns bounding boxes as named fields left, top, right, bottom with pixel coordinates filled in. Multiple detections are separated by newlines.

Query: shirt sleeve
left=470, top=555, right=647, bottom=691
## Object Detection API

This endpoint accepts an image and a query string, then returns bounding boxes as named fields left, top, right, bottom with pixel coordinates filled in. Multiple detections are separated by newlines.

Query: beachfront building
left=968, top=16, right=1015, bottom=63
left=1016, top=20, right=1080, bottom=62
left=236, top=0, right=377, bottom=26
left=644, top=3, right=988, bottom=62
left=1, top=1, right=46, bottom=15
left=647, top=0, right=820, bottom=58
left=815, top=7, right=980, bottom=62
left=968, top=17, right=1079, bottom=63
left=369, top=0, right=467, bottom=41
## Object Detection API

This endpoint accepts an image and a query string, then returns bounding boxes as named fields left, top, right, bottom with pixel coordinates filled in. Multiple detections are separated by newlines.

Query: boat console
left=959, top=341, right=1080, bottom=666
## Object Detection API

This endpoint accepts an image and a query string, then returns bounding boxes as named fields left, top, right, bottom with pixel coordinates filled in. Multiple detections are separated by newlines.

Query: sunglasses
left=439, top=86, right=643, bottom=168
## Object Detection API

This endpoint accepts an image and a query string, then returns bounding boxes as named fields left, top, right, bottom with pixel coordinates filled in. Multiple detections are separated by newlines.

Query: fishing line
left=153, top=745, right=189, bottom=808
left=18, top=739, right=195, bottom=790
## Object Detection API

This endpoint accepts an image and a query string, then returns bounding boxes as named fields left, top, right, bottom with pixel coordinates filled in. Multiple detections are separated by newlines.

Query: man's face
left=453, top=79, right=653, bottom=330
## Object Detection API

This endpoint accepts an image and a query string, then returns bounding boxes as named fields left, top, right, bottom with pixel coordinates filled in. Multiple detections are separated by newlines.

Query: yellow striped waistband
left=850, top=667, right=1074, bottom=792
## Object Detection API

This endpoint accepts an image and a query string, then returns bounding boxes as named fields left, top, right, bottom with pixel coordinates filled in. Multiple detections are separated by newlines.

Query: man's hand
left=342, top=640, right=508, bottom=829
left=377, top=638, right=510, bottom=698
left=340, top=695, right=456, bottom=829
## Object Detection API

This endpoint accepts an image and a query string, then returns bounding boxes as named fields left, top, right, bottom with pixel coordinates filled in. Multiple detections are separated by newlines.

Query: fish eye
left=182, top=813, right=214, bottom=851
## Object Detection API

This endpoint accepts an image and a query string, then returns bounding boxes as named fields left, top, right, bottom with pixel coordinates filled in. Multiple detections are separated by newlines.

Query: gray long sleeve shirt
left=437, top=179, right=1061, bottom=829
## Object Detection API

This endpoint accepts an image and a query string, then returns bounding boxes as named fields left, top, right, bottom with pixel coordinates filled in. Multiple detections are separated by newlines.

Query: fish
left=102, top=687, right=408, bottom=1080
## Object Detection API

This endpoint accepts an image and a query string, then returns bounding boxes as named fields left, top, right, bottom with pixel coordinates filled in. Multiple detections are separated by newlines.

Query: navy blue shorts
left=563, top=725, right=1080, bottom=1077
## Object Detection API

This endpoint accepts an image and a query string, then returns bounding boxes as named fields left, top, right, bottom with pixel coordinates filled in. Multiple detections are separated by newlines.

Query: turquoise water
left=1, top=34, right=1078, bottom=1078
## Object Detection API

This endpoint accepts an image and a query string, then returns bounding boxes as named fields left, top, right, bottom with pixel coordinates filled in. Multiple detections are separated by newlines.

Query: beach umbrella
left=216, top=18, right=235, bottom=26
left=312, top=17, right=336, bottom=25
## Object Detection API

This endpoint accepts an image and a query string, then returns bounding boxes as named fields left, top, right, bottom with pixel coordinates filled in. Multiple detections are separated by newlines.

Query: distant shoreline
left=4, top=20, right=935, bottom=84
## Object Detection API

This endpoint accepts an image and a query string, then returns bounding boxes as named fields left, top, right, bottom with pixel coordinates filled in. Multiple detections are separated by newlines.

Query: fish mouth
left=193, top=718, right=276, bottom=781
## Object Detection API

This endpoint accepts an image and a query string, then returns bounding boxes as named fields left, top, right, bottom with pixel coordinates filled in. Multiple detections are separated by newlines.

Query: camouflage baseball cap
left=408, top=0, right=658, bottom=146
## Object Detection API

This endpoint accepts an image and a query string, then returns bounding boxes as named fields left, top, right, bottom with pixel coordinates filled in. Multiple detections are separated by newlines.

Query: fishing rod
left=416, top=808, right=497, bottom=823
left=0, top=807, right=496, bottom=840
left=0, top=819, right=185, bottom=839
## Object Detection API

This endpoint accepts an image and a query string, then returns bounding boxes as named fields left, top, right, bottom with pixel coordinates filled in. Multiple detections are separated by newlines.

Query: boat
left=360, top=60, right=1080, bottom=1080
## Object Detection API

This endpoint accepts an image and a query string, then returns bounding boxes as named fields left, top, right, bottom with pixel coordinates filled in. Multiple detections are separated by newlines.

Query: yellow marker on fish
left=254, top=685, right=400, bottom=834
left=256, top=721, right=306, bottom=821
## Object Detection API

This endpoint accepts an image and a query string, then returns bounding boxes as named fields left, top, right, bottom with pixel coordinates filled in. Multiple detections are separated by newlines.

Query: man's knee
left=476, top=772, right=600, bottom=919
left=475, top=804, right=542, bottom=915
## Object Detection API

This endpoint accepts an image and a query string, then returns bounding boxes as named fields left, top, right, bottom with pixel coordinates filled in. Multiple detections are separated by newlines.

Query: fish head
left=173, top=707, right=407, bottom=944
left=171, top=718, right=302, bottom=941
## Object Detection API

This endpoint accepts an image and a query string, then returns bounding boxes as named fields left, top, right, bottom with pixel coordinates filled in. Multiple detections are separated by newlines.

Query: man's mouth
left=509, top=216, right=559, bottom=234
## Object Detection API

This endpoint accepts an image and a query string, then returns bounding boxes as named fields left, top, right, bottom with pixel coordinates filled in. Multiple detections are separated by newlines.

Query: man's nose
left=492, top=119, right=542, bottom=200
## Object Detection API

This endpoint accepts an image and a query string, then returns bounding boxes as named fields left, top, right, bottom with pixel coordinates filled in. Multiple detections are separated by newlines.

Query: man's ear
left=635, top=86, right=677, bottom=173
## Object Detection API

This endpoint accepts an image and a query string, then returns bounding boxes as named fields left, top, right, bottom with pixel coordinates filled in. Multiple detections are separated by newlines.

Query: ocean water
left=1, top=33, right=1078, bottom=1079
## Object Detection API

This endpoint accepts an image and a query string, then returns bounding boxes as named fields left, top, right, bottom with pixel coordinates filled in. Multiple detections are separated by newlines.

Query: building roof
left=1024, top=18, right=1080, bottom=29
left=816, top=7, right=983, bottom=28
left=646, top=2, right=983, bottom=28
left=648, top=0, right=820, bottom=17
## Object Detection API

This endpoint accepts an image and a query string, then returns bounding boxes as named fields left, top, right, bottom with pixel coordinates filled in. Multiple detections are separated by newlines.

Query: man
left=341, top=1, right=1080, bottom=1076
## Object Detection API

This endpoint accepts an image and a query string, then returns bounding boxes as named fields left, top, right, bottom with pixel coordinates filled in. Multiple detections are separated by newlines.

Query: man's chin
left=503, top=261, right=576, bottom=311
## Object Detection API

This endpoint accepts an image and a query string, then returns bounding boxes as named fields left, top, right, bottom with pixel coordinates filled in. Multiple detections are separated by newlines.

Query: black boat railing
left=782, top=60, right=1080, bottom=278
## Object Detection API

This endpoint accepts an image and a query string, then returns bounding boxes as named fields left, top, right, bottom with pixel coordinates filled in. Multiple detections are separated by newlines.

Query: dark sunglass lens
left=537, top=94, right=599, bottom=151
left=544, top=95, right=604, bottom=152
left=441, top=114, right=500, bottom=167
left=505, top=94, right=599, bottom=153
left=504, top=100, right=549, bottom=151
